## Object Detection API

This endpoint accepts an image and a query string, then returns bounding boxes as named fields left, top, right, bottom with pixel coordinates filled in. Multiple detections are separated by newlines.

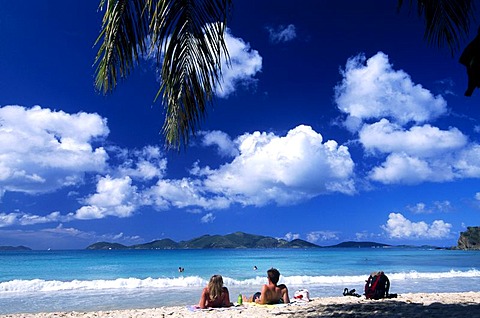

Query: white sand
left=2, top=292, right=480, bottom=317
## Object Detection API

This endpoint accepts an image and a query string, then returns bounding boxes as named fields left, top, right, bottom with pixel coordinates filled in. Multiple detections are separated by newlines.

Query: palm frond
left=151, top=0, right=232, bottom=149
left=398, top=0, right=476, bottom=56
left=94, top=0, right=151, bottom=94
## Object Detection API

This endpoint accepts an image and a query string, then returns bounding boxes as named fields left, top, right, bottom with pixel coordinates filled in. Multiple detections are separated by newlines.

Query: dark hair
left=267, top=268, right=280, bottom=285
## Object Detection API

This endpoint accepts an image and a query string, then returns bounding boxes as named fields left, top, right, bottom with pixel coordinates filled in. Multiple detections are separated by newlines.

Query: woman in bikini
left=198, top=274, right=231, bottom=309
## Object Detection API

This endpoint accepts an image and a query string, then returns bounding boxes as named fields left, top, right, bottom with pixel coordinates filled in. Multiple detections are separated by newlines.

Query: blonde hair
left=207, top=275, right=224, bottom=300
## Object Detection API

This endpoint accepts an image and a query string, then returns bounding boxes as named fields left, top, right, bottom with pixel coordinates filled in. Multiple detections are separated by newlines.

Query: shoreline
left=1, top=292, right=480, bottom=318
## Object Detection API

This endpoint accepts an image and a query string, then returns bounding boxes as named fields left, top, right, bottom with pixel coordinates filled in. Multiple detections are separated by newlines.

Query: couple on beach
left=198, top=268, right=289, bottom=309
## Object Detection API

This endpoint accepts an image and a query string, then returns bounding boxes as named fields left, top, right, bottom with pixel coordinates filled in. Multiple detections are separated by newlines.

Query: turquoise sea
left=1, top=248, right=479, bottom=314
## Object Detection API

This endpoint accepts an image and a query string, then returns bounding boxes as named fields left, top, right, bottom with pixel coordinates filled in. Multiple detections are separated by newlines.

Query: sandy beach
left=2, top=292, right=480, bottom=318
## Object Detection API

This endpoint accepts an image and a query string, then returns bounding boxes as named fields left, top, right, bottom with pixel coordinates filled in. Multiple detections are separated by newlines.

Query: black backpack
left=364, top=271, right=390, bottom=300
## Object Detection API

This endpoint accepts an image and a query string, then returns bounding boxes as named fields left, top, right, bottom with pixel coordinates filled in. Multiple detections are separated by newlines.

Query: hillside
left=0, top=245, right=31, bottom=251
left=457, top=227, right=480, bottom=250
left=328, top=241, right=391, bottom=248
left=86, top=232, right=319, bottom=250
left=85, top=242, right=128, bottom=250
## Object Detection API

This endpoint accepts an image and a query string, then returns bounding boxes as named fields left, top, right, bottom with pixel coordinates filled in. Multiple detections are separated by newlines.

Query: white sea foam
left=1, top=270, right=479, bottom=294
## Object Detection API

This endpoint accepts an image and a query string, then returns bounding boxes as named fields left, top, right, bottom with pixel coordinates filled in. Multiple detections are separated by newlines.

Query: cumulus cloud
left=306, top=231, right=339, bottom=243
left=201, top=125, right=355, bottom=207
left=114, top=146, right=167, bottom=181
left=355, top=231, right=378, bottom=241
left=369, top=144, right=480, bottom=184
left=283, top=232, right=300, bottom=241
left=382, top=213, right=451, bottom=239
left=407, top=201, right=452, bottom=214
left=266, top=24, right=297, bottom=43
left=145, top=178, right=232, bottom=211
left=74, top=176, right=139, bottom=220
left=215, top=28, right=262, bottom=98
left=335, top=52, right=447, bottom=132
left=359, top=120, right=467, bottom=157
left=334, top=52, right=480, bottom=185
left=113, top=125, right=355, bottom=214
left=199, top=130, right=239, bottom=157
left=0, top=105, right=109, bottom=197
left=201, top=213, right=215, bottom=223
left=407, top=202, right=431, bottom=214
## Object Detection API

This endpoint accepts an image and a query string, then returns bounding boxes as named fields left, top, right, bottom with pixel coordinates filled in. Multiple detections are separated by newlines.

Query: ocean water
left=0, top=248, right=479, bottom=314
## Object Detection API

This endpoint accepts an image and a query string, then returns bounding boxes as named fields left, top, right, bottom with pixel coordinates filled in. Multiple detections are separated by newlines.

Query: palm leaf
left=94, top=0, right=231, bottom=150
left=151, top=0, right=231, bottom=149
left=398, top=0, right=476, bottom=56
left=94, top=0, right=150, bottom=94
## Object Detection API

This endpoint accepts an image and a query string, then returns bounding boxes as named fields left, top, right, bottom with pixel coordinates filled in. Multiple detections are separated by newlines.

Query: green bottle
left=238, top=294, right=243, bottom=305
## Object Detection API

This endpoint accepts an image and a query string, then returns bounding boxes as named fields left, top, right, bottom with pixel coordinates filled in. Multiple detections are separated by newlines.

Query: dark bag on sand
left=364, top=271, right=390, bottom=300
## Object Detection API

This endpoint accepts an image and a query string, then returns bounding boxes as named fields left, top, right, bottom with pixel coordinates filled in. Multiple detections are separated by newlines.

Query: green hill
left=327, top=241, right=391, bottom=248
left=86, top=232, right=320, bottom=250
left=131, top=239, right=179, bottom=249
left=85, top=242, right=128, bottom=250
left=0, top=245, right=31, bottom=251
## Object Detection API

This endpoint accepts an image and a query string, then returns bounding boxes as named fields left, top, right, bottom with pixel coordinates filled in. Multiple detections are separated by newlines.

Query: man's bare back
left=256, top=282, right=289, bottom=304
left=244, top=268, right=290, bottom=305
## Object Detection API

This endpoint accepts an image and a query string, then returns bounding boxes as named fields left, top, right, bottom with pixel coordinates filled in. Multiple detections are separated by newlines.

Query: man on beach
left=245, top=268, right=290, bottom=304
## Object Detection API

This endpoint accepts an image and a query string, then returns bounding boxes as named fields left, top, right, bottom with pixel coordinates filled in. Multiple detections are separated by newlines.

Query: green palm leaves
left=94, top=0, right=231, bottom=149
left=398, top=0, right=476, bottom=56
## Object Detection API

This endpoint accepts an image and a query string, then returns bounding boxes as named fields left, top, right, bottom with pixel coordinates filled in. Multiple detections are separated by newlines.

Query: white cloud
left=74, top=176, right=139, bottom=220
left=145, top=178, right=231, bottom=211
left=139, top=125, right=355, bottom=212
left=369, top=153, right=445, bottom=184
left=283, top=232, right=300, bottom=241
left=476, top=192, right=480, bottom=201
left=0, top=211, right=74, bottom=227
left=115, top=146, right=167, bottom=181
left=306, top=231, right=339, bottom=243
left=0, top=105, right=109, bottom=197
left=407, top=201, right=451, bottom=214
left=215, top=28, right=262, bottom=98
left=369, top=144, right=480, bottom=184
left=433, top=200, right=453, bottom=212
left=335, top=52, right=447, bottom=132
left=202, top=125, right=355, bottom=207
left=333, top=52, right=480, bottom=185
left=382, top=213, right=452, bottom=239
left=0, top=213, right=21, bottom=227
left=407, top=202, right=431, bottom=214
left=359, top=120, right=467, bottom=157
left=199, top=130, right=239, bottom=157
left=266, top=24, right=297, bottom=43
left=355, top=231, right=378, bottom=241
left=201, top=213, right=215, bottom=223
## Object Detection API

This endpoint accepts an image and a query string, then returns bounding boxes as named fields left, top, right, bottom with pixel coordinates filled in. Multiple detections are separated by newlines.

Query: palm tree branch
left=151, top=0, right=231, bottom=149
left=94, top=0, right=150, bottom=94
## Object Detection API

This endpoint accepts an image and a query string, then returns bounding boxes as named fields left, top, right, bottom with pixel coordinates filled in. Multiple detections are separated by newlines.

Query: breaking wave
left=1, top=269, right=479, bottom=293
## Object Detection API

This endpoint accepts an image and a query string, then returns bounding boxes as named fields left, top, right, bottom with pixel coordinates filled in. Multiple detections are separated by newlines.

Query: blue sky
left=0, top=1, right=479, bottom=250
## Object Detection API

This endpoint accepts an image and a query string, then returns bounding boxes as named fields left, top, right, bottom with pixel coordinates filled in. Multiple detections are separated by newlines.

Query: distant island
left=86, top=232, right=392, bottom=250
left=0, top=245, right=31, bottom=251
